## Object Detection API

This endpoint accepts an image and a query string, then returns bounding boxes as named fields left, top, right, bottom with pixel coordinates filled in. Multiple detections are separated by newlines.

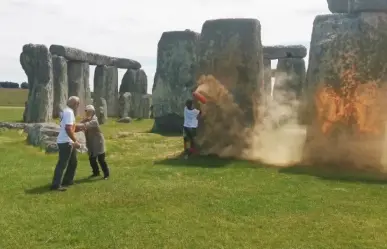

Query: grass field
left=0, top=88, right=27, bottom=106
left=1, top=106, right=387, bottom=248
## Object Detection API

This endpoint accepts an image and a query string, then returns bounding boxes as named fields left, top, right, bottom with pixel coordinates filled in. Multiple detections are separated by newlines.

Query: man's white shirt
left=183, top=107, right=200, bottom=128
left=57, top=107, right=75, bottom=144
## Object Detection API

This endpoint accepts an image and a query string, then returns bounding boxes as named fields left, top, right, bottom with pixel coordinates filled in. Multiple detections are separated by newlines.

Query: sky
left=0, top=0, right=330, bottom=93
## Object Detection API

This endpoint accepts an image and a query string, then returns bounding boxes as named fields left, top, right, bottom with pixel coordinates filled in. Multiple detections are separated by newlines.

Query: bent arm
left=65, top=125, right=78, bottom=143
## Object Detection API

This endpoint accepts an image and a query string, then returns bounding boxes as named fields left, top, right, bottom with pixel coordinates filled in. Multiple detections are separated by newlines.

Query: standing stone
left=120, top=69, right=147, bottom=94
left=194, top=18, right=263, bottom=156
left=140, top=94, right=152, bottom=118
left=52, top=55, right=68, bottom=118
left=327, top=0, right=348, bottom=13
left=273, top=58, right=305, bottom=102
left=263, top=45, right=307, bottom=59
left=94, top=97, right=107, bottom=124
left=303, top=13, right=387, bottom=169
left=118, top=92, right=131, bottom=118
left=20, top=44, right=53, bottom=123
left=94, top=65, right=119, bottom=117
left=263, top=58, right=272, bottom=100
left=152, top=30, right=200, bottom=133
left=68, top=61, right=90, bottom=116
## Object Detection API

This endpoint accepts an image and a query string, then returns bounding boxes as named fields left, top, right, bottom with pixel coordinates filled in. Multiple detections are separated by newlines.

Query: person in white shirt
left=51, top=96, right=83, bottom=191
left=183, top=99, right=200, bottom=158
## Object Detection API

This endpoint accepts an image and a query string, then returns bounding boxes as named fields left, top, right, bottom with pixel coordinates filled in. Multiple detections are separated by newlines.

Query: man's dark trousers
left=51, top=143, right=78, bottom=188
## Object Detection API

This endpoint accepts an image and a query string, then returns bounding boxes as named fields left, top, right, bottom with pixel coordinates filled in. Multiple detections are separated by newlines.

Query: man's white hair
left=68, top=96, right=80, bottom=103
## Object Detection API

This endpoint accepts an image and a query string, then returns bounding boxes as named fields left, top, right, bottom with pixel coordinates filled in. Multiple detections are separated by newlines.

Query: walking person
left=81, top=105, right=110, bottom=180
left=51, top=96, right=82, bottom=191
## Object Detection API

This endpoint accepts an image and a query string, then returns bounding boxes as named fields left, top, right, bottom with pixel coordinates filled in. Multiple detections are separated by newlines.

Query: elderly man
left=51, top=96, right=83, bottom=191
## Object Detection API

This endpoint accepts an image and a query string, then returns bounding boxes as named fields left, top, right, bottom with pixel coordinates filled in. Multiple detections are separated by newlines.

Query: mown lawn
left=1, top=106, right=387, bottom=248
left=0, top=88, right=28, bottom=107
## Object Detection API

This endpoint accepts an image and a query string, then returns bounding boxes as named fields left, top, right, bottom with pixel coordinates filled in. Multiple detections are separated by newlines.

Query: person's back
left=184, top=106, right=200, bottom=128
left=57, top=107, right=75, bottom=144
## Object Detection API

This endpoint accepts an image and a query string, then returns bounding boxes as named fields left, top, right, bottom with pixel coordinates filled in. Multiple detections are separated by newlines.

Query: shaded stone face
left=20, top=44, right=53, bottom=123
left=94, top=65, right=119, bottom=117
left=152, top=30, right=200, bottom=133
left=263, top=45, right=307, bottom=59
left=120, top=69, right=147, bottom=94
left=327, top=0, right=348, bottom=13
left=119, top=92, right=152, bottom=119
left=195, top=18, right=263, bottom=157
left=304, top=13, right=387, bottom=169
left=67, top=61, right=90, bottom=116
left=274, top=58, right=305, bottom=102
left=95, top=97, right=107, bottom=124
left=52, top=55, right=68, bottom=118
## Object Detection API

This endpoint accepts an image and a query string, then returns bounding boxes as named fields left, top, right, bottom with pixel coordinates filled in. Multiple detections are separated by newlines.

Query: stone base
left=152, top=114, right=183, bottom=134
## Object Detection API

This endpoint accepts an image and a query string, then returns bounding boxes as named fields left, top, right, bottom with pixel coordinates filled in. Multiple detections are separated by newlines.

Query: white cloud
left=0, top=0, right=329, bottom=92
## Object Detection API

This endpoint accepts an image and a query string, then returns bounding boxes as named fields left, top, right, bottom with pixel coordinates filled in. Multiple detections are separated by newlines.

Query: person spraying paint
left=183, top=92, right=207, bottom=159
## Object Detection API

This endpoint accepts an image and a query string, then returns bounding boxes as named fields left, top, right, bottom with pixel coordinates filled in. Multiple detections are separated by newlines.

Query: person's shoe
left=103, top=176, right=109, bottom=180
left=61, top=182, right=74, bottom=187
left=50, top=186, right=67, bottom=192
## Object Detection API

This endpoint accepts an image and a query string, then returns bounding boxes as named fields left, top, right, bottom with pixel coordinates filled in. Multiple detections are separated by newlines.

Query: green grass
left=1, top=106, right=387, bottom=248
left=0, top=89, right=28, bottom=106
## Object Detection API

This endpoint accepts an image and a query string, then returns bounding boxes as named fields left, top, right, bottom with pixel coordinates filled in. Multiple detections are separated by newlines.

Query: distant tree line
left=0, top=81, right=29, bottom=89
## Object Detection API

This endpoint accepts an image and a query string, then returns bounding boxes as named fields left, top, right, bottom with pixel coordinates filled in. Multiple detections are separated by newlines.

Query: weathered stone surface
left=0, top=122, right=30, bottom=129
left=303, top=13, right=387, bottom=168
left=328, top=0, right=387, bottom=13
left=94, top=65, right=119, bottom=117
left=195, top=18, right=264, bottom=157
left=20, top=44, right=53, bottom=123
left=152, top=30, right=200, bottom=133
left=94, top=97, right=107, bottom=124
left=263, top=45, right=307, bottom=59
left=67, top=61, right=91, bottom=116
left=118, top=92, right=131, bottom=118
left=25, top=123, right=86, bottom=153
left=120, top=69, right=147, bottom=94
left=49, top=44, right=141, bottom=69
left=273, top=58, right=305, bottom=101
left=52, top=55, right=68, bottom=118
left=351, top=0, right=387, bottom=13
left=117, top=117, right=132, bottom=123
left=327, top=0, right=348, bottom=13
left=263, top=58, right=272, bottom=99
left=119, top=92, right=152, bottom=119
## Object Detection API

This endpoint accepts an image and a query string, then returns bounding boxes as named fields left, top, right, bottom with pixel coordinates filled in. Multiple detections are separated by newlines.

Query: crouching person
left=81, top=105, right=110, bottom=180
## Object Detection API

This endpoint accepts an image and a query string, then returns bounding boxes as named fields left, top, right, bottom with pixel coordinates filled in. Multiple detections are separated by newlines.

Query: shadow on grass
left=156, top=153, right=387, bottom=184
left=145, top=129, right=182, bottom=137
left=24, top=177, right=103, bottom=195
left=154, top=154, right=235, bottom=168
left=279, top=163, right=387, bottom=185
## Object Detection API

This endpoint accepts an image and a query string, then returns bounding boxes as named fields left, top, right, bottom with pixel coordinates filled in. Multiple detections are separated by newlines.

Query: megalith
left=94, top=97, right=107, bottom=124
left=67, top=61, right=91, bottom=116
left=194, top=18, right=264, bottom=157
left=120, top=69, right=147, bottom=94
left=152, top=30, right=200, bottom=133
left=327, top=0, right=348, bottom=13
left=20, top=44, right=53, bottom=123
left=118, top=92, right=131, bottom=118
left=303, top=13, right=387, bottom=169
left=118, top=92, right=152, bottom=119
left=273, top=58, right=305, bottom=102
left=94, top=65, right=119, bottom=117
left=263, top=45, right=307, bottom=59
left=52, top=55, right=68, bottom=118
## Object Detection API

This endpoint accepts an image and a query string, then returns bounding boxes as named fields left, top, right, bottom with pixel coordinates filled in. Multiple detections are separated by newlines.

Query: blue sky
left=0, top=0, right=330, bottom=93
